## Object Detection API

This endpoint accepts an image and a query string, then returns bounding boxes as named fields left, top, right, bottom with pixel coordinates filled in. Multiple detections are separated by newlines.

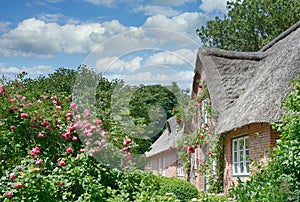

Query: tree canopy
left=197, top=0, right=300, bottom=51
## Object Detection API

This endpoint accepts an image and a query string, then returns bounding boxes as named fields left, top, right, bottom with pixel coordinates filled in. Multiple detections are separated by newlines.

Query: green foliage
left=0, top=68, right=191, bottom=201
left=229, top=73, right=300, bottom=201
left=197, top=192, right=233, bottom=202
left=158, top=176, right=199, bottom=202
left=197, top=0, right=300, bottom=51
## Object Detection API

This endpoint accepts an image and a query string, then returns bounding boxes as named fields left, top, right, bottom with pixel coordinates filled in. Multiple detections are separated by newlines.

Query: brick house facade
left=190, top=20, right=300, bottom=192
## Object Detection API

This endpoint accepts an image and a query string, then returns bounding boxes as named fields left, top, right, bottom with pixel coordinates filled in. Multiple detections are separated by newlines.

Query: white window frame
left=162, top=157, right=166, bottom=176
left=232, top=135, right=249, bottom=176
left=177, top=159, right=184, bottom=177
left=201, top=98, right=208, bottom=127
left=194, top=148, right=199, bottom=169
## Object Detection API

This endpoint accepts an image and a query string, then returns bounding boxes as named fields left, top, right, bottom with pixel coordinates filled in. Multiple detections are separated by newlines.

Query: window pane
left=246, top=150, right=249, bottom=160
left=240, top=151, right=243, bottom=163
left=239, top=139, right=243, bottom=150
left=233, top=141, right=237, bottom=152
left=234, top=163, right=238, bottom=174
left=240, top=162, right=244, bottom=173
left=234, top=151, right=238, bottom=162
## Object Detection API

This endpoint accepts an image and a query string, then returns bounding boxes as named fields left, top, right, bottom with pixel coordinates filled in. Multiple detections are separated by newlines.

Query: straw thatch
left=195, top=20, right=300, bottom=135
left=145, top=117, right=184, bottom=157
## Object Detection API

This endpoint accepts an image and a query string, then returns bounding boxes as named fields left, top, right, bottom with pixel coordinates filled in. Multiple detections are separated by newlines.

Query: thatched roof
left=195, top=20, right=300, bottom=135
left=145, top=117, right=184, bottom=158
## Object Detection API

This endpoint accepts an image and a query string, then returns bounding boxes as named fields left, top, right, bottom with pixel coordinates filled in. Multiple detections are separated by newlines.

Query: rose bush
left=0, top=70, right=177, bottom=201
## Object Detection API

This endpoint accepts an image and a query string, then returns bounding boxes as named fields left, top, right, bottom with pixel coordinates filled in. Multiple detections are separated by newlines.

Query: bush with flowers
left=0, top=68, right=179, bottom=201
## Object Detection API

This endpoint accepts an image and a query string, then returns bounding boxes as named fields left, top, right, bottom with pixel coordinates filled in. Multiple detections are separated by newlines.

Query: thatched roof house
left=145, top=117, right=183, bottom=157
left=194, top=20, right=300, bottom=135
left=145, top=117, right=184, bottom=178
left=192, top=20, right=300, bottom=191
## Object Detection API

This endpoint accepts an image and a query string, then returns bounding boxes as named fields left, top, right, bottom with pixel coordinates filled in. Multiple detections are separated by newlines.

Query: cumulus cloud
left=0, top=12, right=207, bottom=58
left=199, top=0, right=228, bottom=13
left=84, top=0, right=116, bottom=7
left=153, top=0, right=196, bottom=6
left=0, top=65, right=54, bottom=76
left=0, top=18, right=132, bottom=57
left=143, top=12, right=208, bottom=42
left=134, top=5, right=179, bottom=17
left=95, top=56, right=143, bottom=73
left=146, top=49, right=195, bottom=66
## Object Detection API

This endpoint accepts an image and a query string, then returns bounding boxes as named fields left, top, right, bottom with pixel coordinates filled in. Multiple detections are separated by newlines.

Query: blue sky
left=0, top=0, right=228, bottom=90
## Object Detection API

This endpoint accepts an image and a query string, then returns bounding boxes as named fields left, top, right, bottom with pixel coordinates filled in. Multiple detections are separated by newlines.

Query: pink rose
left=72, top=136, right=78, bottom=142
left=10, top=125, right=16, bottom=130
left=58, top=160, right=66, bottom=166
left=123, top=138, right=131, bottom=146
left=35, top=159, right=42, bottom=165
left=66, top=147, right=73, bottom=153
left=84, top=109, right=90, bottom=118
left=20, top=113, right=28, bottom=119
left=9, top=173, right=16, bottom=181
left=6, top=191, right=13, bottom=197
left=38, top=133, right=44, bottom=138
left=55, top=105, right=62, bottom=110
left=70, top=102, right=78, bottom=111
left=13, top=183, right=23, bottom=189
left=30, top=146, right=40, bottom=158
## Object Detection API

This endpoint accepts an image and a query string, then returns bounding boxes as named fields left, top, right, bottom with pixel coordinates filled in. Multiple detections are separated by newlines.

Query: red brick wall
left=223, top=123, right=279, bottom=191
left=147, top=149, right=180, bottom=178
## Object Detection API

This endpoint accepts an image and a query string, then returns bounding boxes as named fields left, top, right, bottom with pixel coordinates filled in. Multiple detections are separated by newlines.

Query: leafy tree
left=197, top=0, right=300, bottom=51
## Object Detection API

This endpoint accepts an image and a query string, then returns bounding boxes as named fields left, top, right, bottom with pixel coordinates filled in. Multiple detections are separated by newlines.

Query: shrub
left=158, top=177, right=199, bottom=202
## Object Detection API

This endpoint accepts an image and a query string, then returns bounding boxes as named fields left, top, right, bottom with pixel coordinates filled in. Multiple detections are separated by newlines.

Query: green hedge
left=158, top=177, right=199, bottom=202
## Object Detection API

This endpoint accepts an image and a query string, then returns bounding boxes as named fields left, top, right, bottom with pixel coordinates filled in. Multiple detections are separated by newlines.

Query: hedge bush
left=158, top=177, right=199, bottom=202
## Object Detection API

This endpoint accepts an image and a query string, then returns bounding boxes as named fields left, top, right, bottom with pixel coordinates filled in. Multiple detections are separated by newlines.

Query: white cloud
left=143, top=12, right=208, bottom=42
left=37, top=13, right=65, bottom=23
left=0, top=12, right=208, bottom=58
left=0, top=65, right=54, bottom=76
left=134, top=5, right=179, bottom=17
left=146, top=49, right=195, bottom=66
left=153, top=0, right=196, bottom=6
left=95, top=56, right=143, bottom=73
left=199, top=0, right=228, bottom=13
left=0, top=18, right=132, bottom=57
left=84, top=0, right=115, bottom=7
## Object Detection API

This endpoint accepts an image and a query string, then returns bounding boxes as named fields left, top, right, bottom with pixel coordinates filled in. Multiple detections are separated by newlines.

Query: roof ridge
left=200, top=47, right=267, bottom=61
left=260, top=20, right=300, bottom=52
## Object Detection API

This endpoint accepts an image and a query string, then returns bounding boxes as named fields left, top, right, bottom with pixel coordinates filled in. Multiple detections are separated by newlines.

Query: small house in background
left=191, top=20, right=300, bottom=191
left=145, top=117, right=185, bottom=179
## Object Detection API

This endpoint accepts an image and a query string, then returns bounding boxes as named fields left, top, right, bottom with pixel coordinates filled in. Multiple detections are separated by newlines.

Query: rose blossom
left=58, top=160, right=66, bottom=166
left=20, top=113, right=28, bottom=119
left=35, top=159, right=42, bottom=165
left=9, top=173, right=16, bottom=181
left=66, top=147, right=73, bottom=153
left=6, top=191, right=13, bottom=197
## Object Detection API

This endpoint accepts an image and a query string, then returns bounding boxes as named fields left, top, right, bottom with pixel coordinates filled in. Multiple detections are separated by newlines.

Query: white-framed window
left=158, top=158, right=161, bottom=174
left=162, top=157, right=166, bottom=176
left=194, top=148, right=199, bottom=169
left=177, top=159, right=184, bottom=177
left=201, top=98, right=208, bottom=127
left=232, top=136, right=249, bottom=176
